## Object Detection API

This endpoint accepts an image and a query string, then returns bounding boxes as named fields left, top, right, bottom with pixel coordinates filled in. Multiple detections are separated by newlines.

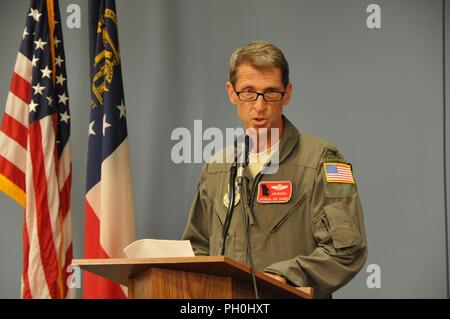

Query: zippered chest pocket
left=270, top=191, right=308, bottom=233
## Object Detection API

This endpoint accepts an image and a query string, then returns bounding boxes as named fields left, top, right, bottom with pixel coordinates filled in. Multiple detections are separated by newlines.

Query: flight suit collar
left=278, top=116, right=300, bottom=164
left=243, top=115, right=299, bottom=180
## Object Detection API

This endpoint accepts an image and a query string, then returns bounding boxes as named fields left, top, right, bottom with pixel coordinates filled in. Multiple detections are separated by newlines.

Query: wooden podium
left=72, top=256, right=313, bottom=299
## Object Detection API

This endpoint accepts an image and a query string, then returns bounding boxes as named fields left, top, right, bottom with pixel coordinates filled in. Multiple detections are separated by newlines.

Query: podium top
left=73, top=256, right=313, bottom=299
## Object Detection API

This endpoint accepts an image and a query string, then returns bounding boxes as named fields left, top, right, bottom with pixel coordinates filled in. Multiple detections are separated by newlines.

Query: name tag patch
left=257, top=181, right=292, bottom=203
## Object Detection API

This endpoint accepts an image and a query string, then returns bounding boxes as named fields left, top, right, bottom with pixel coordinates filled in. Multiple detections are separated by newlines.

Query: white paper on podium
left=123, top=239, right=195, bottom=258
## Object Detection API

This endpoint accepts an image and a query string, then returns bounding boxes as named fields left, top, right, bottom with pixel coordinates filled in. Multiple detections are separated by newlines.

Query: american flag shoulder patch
left=323, top=162, right=355, bottom=184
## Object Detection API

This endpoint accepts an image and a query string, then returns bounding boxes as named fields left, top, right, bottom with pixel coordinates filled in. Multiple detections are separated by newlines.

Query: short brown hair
left=228, top=40, right=290, bottom=88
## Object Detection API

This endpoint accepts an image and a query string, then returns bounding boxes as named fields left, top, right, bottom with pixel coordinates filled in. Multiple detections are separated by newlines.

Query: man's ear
left=226, top=82, right=237, bottom=105
left=282, top=82, right=293, bottom=106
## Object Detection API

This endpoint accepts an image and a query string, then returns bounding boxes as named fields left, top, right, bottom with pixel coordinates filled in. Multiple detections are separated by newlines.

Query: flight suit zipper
left=249, top=158, right=275, bottom=208
left=249, top=172, right=263, bottom=209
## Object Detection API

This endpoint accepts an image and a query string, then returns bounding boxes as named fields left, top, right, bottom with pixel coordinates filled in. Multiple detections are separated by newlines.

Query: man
left=182, top=41, right=367, bottom=298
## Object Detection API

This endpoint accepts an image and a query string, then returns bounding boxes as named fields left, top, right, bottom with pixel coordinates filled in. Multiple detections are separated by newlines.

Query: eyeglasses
left=234, top=88, right=285, bottom=102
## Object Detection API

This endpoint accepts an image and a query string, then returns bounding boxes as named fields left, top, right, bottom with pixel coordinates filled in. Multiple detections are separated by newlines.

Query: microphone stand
left=219, top=137, right=237, bottom=256
left=219, top=135, right=260, bottom=299
left=236, top=135, right=259, bottom=299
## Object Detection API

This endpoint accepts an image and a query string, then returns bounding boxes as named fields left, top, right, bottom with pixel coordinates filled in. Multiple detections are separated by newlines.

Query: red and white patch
left=257, top=181, right=292, bottom=203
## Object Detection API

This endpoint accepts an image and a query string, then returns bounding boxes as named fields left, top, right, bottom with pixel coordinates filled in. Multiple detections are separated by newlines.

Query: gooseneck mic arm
left=219, top=137, right=238, bottom=256
left=237, top=135, right=260, bottom=299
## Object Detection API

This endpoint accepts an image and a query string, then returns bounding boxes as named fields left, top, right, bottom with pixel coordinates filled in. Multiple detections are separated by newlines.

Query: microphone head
left=244, top=135, right=249, bottom=165
left=237, top=134, right=249, bottom=167
left=236, top=134, right=250, bottom=179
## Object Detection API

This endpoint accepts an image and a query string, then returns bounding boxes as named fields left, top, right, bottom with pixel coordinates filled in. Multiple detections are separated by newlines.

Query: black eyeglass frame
left=233, top=87, right=286, bottom=102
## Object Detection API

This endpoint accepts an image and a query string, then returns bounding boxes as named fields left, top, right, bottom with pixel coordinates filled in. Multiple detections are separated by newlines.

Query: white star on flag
left=31, top=55, right=39, bottom=67
left=55, top=55, right=64, bottom=67
left=54, top=36, right=61, bottom=48
left=23, top=28, right=29, bottom=39
left=32, top=83, right=45, bottom=95
left=89, top=121, right=96, bottom=135
left=28, top=8, right=41, bottom=22
left=58, top=92, right=69, bottom=105
left=29, top=100, right=38, bottom=112
left=40, top=66, right=52, bottom=79
left=116, top=103, right=126, bottom=118
left=102, top=115, right=111, bottom=136
left=34, top=38, right=47, bottom=50
left=60, top=111, right=70, bottom=123
left=46, top=96, right=53, bottom=106
left=56, top=74, right=66, bottom=86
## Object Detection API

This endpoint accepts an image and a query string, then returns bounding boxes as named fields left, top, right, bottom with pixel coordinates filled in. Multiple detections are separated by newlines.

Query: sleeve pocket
left=323, top=203, right=361, bottom=249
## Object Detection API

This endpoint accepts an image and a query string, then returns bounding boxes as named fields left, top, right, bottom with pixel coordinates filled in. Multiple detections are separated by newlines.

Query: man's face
left=226, top=63, right=292, bottom=135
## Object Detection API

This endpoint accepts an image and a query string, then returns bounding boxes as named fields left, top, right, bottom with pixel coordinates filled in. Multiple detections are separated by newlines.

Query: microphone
left=236, top=134, right=249, bottom=183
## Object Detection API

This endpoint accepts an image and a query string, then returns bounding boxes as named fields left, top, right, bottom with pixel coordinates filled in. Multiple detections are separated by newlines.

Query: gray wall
left=0, top=0, right=448, bottom=298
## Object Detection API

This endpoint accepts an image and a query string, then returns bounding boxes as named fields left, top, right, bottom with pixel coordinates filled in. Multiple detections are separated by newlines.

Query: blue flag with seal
left=83, top=0, right=136, bottom=299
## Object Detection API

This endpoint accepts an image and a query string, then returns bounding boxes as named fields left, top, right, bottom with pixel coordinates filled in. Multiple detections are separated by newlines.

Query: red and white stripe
left=84, top=139, right=135, bottom=298
left=0, top=51, right=72, bottom=299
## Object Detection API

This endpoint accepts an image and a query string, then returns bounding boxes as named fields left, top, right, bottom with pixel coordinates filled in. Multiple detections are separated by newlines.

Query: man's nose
left=253, top=95, right=267, bottom=112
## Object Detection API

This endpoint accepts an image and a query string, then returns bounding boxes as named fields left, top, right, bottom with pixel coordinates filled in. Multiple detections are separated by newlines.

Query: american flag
left=324, top=163, right=355, bottom=184
left=0, top=0, right=72, bottom=298
left=83, top=0, right=136, bottom=298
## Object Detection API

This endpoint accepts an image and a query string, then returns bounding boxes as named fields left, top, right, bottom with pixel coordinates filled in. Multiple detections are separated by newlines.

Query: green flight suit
left=182, top=116, right=368, bottom=298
